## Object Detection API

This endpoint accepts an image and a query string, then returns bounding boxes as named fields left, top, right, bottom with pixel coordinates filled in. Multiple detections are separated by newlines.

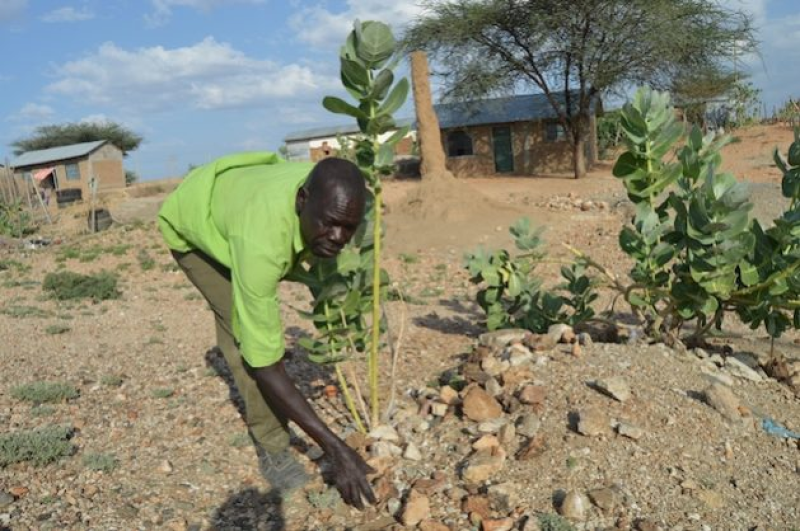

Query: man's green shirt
left=158, top=152, right=314, bottom=367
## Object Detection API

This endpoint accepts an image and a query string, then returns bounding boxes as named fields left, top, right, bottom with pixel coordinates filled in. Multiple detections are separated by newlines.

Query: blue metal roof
left=283, top=92, right=594, bottom=142
left=436, top=92, right=590, bottom=129
left=10, top=140, right=108, bottom=168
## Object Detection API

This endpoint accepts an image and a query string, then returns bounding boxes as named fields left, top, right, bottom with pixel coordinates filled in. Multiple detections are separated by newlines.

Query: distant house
left=284, top=119, right=416, bottom=163
left=436, top=92, right=599, bottom=176
left=284, top=92, right=599, bottom=176
left=9, top=140, right=126, bottom=201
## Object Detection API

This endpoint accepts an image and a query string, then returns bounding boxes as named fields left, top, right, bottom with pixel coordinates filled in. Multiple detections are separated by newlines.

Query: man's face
left=297, top=185, right=364, bottom=258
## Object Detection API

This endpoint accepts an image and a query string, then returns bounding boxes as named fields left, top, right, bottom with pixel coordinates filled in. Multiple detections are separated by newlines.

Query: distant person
left=158, top=152, right=375, bottom=508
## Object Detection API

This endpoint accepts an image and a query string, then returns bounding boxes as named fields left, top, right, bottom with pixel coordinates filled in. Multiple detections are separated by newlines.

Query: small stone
left=694, top=348, right=709, bottom=359
left=516, top=414, right=541, bottom=438
left=498, top=423, right=516, bottom=445
left=704, top=383, right=741, bottom=422
left=580, top=201, right=594, bottom=211
left=166, top=519, right=188, bottom=531
left=559, top=490, right=588, bottom=520
left=588, top=487, right=618, bottom=512
left=400, top=490, right=431, bottom=527
left=0, top=493, right=14, bottom=508
left=473, top=434, right=501, bottom=451
left=463, top=387, right=504, bottom=422
left=485, top=377, right=503, bottom=397
left=387, top=497, right=402, bottom=515
left=617, top=422, right=645, bottom=440
left=481, top=357, right=506, bottom=377
left=307, top=446, right=324, bottom=460
left=439, top=385, right=460, bottom=405
left=419, top=520, right=450, bottom=531
left=525, top=334, right=557, bottom=352
left=547, top=324, right=574, bottom=344
left=371, top=441, right=402, bottom=458
left=576, top=409, right=609, bottom=437
left=480, top=329, right=529, bottom=349
left=158, top=460, right=174, bottom=474
left=571, top=342, right=582, bottom=357
left=482, top=518, right=515, bottom=531
left=634, top=519, right=662, bottom=531
left=725, top=357, right=764, bottom=382
left=594, top=376, right=632, bottom=402
left=578, top=333, right=593, bottom=346
left=696, top=489, right=725, bottom=509
left=487, top=482, right=518, bottom=513
left=516, top=433, right=547, bottom=461
left=369, top=425, right=400, bottom=442
left=506, top=344, right=534, bottom=366
left=462, top=449, right=506, bottom=483
left=404, top=442, right=423, bottom=461
left=518, top=385, right=547, bottom=407
left=8, top=487, right=27, bottom=498
left=430, top=403, right=449, bottom=417
left=478, top=417, right=508, bottom=434
left=462, top=495, right=491, bottom=519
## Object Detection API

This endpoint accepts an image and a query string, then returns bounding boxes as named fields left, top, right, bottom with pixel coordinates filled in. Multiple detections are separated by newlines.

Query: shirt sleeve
left=228, top=231, right=292, bottom=368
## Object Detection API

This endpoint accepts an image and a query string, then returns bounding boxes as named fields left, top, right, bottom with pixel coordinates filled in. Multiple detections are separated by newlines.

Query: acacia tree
left=405, top=0, right=757, bottom=178
left=12, top=121, right=143, bottom=156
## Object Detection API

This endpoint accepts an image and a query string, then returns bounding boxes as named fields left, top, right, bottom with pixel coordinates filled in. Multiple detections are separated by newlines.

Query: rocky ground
left=1, top=124, right=800, bottom=531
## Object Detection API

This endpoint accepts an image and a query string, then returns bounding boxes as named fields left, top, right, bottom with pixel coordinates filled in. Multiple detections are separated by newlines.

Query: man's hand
left=327, top=442, right=377, bottom=509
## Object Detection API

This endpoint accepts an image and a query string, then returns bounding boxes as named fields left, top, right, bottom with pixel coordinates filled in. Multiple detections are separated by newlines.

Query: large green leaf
left=371, top=69, right=394, bottom=100
left=377, top=78, right=409, bottom=117
left=341, top=57, right=369, bottom=90
left=355, top=21, right=395, bottom=66
left=322, top=96, right=368, bottom=120
left=612, top=152, right=645, bottom=178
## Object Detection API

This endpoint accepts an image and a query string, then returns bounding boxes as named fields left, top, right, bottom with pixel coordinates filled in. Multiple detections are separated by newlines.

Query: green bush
left=82, top=452, right=118, bottom=473
left=538, top=513, right=576, bottom=531
left=0, top=425, right=74, bottom=467
left=42, top=271, right=120, bottom=302
left=101, top=374, right=124, bottom=387
left=151, top=388, right=174, bottom=399
left=11, top=381, right=79, bottom=403
left=45, top=324, right=71, bottom=335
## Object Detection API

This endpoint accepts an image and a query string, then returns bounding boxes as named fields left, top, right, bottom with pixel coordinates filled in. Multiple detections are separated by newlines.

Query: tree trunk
left=572, top=137, right=587, bottom=179
left=410, top=51, right=453, bottom=181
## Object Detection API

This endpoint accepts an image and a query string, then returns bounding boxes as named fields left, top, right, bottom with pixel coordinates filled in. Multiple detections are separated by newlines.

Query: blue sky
left=1, top=0, right=798, bottom=180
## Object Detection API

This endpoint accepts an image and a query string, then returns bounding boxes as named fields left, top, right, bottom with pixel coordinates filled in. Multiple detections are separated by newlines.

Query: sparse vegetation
left=42, top=271, right=121, bottom=302
left=101, top=374, right=125, bottom=387
left=82, top=452, right=119, bottom=473
left=0, top=425, right=74, bottom=467
left=151, top=388, right=174, bottom=399
left=11, top=381, right=79, bottom=404
left=1, top=305, right=52, bottom=319
left=45, top=324, right=71, bottom=335
left=137, top=249, right=156, bottom=271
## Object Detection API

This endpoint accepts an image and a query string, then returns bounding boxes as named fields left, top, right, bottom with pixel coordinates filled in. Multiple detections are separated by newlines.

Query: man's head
left=296, top=158, right=367, bottom=258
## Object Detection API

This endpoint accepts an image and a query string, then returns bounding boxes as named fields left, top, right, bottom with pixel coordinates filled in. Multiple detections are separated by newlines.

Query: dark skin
left=248, top=169, right=376, bottom=509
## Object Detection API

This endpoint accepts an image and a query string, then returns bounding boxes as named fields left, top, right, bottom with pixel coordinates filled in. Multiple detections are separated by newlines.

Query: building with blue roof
left=283, top=92, right=598, bottom=176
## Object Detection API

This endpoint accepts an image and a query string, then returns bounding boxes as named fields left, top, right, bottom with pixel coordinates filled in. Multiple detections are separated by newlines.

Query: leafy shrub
left=137, top=249, right=155, bottom=271
left=0, top=425, right=74, bottom=467
left=82, top=452, right=118, bottom=473
left=0, top=199, right=37, bottom=238
left=538, top=513, right=576, bottom=531
left=11, top=381, right=79, bottom=403
left=597, top=109, right=623, bottom=159
left=42, top=271, right=120, bottom=302
left=30, top=405, right=56, bottom=418
left=603, top=87, right=800, bottom=343
left=465, top=218, right=598, bottom=332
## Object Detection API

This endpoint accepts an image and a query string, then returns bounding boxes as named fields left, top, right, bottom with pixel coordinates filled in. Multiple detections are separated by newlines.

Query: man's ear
left=295, top=186, right=308, bottom=215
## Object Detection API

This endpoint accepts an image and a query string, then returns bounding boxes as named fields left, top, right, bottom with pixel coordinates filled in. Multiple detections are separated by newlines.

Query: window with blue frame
left=65, top=163, right=80, bottom=180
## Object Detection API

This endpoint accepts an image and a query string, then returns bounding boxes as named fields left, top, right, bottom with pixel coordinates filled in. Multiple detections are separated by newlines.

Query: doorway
left=492, top=126, right=514, bottom=173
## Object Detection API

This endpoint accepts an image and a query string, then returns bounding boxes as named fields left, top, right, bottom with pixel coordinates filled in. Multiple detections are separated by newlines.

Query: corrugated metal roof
left=283, top=92, right=595, bottom=142
left=10, top=140, right=108, bottom=168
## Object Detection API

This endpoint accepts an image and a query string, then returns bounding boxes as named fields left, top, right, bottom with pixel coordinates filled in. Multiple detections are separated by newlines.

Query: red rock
left=400, top=489, right=431, bottom=527
left=462, top=495, right=492, bottom=519
left=516, top=433, right=548, bottom=460
left=482, top=518, right=516, bottom=531
left=518, top=385, right=547, bottom=406
left=462, top=387, right=503, bottom=422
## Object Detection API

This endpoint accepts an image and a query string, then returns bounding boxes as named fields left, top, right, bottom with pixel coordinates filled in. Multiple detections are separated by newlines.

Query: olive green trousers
left=172, top=249, right=290, bottom=453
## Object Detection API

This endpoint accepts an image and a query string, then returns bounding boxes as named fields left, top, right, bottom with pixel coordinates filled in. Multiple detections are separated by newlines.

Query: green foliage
left=465, top=218, right=598, bottom=333
left=12, top=121, right=143, bottom=156
left=0, top=199, right=37, bottom=238
left=43, top=270, right=121, bottom=302
left=45, top=324, right=71, bottom=335
left=0, top=425, right=74, bottom=467
left=597, top=110, right=623, bottom=159
left=610, top=87, right=800, bottom=340
left=1, top=305, right=52, bottom=318
left=151, top=388, right=174, bottom=399
left=82, top=452, right=118, bottom=473
left=729, top=79, right=762, bottom=128
left=538, top=513, right=577, bottom=531
left=125, top=170, right=138, bottom=186
left=101, top=374, right=124, bottom=387
left=30, top=405, right=56, bottom=418
left=11, top=381, right=79, bottom=404
left=137, top=249, right=156, bottom=271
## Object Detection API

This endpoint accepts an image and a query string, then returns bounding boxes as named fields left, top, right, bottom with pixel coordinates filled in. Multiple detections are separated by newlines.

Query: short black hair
left=305, top=158, right=366, bottom=203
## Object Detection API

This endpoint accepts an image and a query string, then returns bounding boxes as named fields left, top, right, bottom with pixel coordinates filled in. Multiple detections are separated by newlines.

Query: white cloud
left=0, top=0, right=27, bottom=22
left=42, top=6, right=95, bottom=23
left=290, top=0, right=424, bottom=48
left=45, top=38, right=337, bottom=112
left=8, top=103, right=55, bottom=122
left=146, top=0, right=265, bottom=26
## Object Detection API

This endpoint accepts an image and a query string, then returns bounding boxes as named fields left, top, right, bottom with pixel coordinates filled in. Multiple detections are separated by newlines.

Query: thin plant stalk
left=335, top=364, right=366, bottom=434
